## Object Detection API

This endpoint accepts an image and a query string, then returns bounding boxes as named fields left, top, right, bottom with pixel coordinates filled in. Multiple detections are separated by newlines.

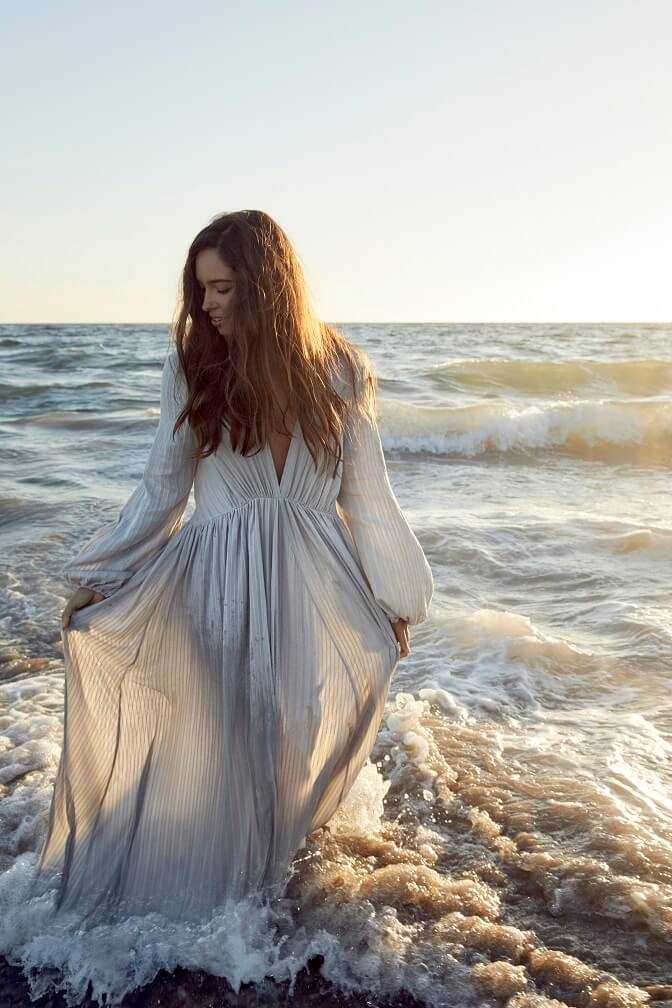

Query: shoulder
left=161, top=347, right=188, bottom=401
left=331, top=345, right=376, bottom=402
left=163, top=346, right=187, bottom=382
left=163, top=346, right=180, bottom=375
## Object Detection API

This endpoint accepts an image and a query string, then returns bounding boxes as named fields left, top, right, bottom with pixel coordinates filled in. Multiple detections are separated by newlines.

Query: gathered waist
left=187, top=495, right=339, bottom=529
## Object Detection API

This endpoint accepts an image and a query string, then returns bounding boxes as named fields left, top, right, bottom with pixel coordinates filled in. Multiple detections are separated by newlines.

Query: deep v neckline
left=265, top=418, right=300, bottom=493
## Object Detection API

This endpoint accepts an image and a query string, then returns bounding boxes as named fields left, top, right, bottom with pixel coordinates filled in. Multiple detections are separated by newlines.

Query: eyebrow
left=197, top=278, right=234, bottom=284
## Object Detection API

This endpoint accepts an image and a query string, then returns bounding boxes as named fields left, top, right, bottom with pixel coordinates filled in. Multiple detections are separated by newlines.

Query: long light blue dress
left=35, top=347, right=434, bottom=923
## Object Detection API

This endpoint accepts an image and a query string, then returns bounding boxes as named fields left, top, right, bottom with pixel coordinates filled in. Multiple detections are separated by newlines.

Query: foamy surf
left=379, top=397, right=672, bottom=463
left=2, top=670, right=671, bottom=1006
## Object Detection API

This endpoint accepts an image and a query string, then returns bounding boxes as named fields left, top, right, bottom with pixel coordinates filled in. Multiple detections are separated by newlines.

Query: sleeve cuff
left=61, top=567, right=128, bottom=597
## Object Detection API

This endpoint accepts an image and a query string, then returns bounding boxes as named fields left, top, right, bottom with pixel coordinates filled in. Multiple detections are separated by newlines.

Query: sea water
left=0, top=323, right=670, bottom=1005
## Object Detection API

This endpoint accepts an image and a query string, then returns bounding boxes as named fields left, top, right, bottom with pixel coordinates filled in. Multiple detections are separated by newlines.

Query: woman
left=36, top=210, right=434, bottom=924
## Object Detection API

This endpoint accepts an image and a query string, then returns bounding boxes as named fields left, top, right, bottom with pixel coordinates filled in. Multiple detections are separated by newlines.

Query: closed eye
left=197, top=282, right=232, bottom=294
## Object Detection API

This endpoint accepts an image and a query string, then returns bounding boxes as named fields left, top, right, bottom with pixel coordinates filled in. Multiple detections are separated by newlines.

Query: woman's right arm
left=60, top=348, right=200, bottom=599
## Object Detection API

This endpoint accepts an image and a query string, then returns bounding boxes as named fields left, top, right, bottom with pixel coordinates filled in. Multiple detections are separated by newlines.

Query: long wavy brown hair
left=170, top=210, right=376, bottom=477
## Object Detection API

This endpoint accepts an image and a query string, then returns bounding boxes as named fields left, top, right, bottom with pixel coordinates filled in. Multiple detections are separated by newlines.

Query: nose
left=202, top=290, right=215, bottom=312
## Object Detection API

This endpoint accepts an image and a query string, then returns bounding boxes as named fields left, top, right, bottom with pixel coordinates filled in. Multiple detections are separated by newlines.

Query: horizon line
left=1, top=319, right=671, bottom=327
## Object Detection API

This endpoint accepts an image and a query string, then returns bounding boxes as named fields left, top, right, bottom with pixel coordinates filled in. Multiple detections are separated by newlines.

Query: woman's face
left=195, top=248, right=236, bottom=336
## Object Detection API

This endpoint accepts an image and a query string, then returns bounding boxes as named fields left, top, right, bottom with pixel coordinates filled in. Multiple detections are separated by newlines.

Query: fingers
left=400, top=624, right=410, bottom=658
left=61, top=587, right=99, bottom=630
left=391, top=618, right=411, bottom=659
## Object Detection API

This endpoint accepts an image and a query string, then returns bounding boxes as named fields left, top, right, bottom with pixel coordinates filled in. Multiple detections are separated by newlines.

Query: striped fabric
left=33, top=347, right=434, bottom=922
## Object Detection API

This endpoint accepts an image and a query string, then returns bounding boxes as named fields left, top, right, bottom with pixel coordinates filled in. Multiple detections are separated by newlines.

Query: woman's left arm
left=60, top=349, right=199, bottom=599
left=336, top=358, right=434, bottom=628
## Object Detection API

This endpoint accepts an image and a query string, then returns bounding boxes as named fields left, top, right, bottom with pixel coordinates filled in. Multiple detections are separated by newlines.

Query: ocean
left=0, top=322, right=670, bottom=1006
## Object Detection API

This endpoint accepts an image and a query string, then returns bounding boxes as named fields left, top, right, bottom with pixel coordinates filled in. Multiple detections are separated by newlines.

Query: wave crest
left=380, top=398, right=672, bottom=462
left=425, top=358, right=672, bottom=396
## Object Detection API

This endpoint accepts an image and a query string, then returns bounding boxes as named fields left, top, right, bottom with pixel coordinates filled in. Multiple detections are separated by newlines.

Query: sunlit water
left=1, top=323, right=670, bottom=1006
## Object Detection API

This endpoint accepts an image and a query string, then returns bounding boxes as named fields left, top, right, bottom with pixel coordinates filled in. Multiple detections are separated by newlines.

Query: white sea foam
left=379, top=397, right=672, bottom=461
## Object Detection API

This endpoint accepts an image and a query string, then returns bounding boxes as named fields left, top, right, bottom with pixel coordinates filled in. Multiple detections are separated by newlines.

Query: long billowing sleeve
left=337, top=359, right=434, bottom=627
left=60, top=349, right=199, bottom=598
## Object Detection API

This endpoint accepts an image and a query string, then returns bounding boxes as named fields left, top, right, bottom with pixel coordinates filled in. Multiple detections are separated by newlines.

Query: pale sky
left=2, top=1, right=671, bottom=324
